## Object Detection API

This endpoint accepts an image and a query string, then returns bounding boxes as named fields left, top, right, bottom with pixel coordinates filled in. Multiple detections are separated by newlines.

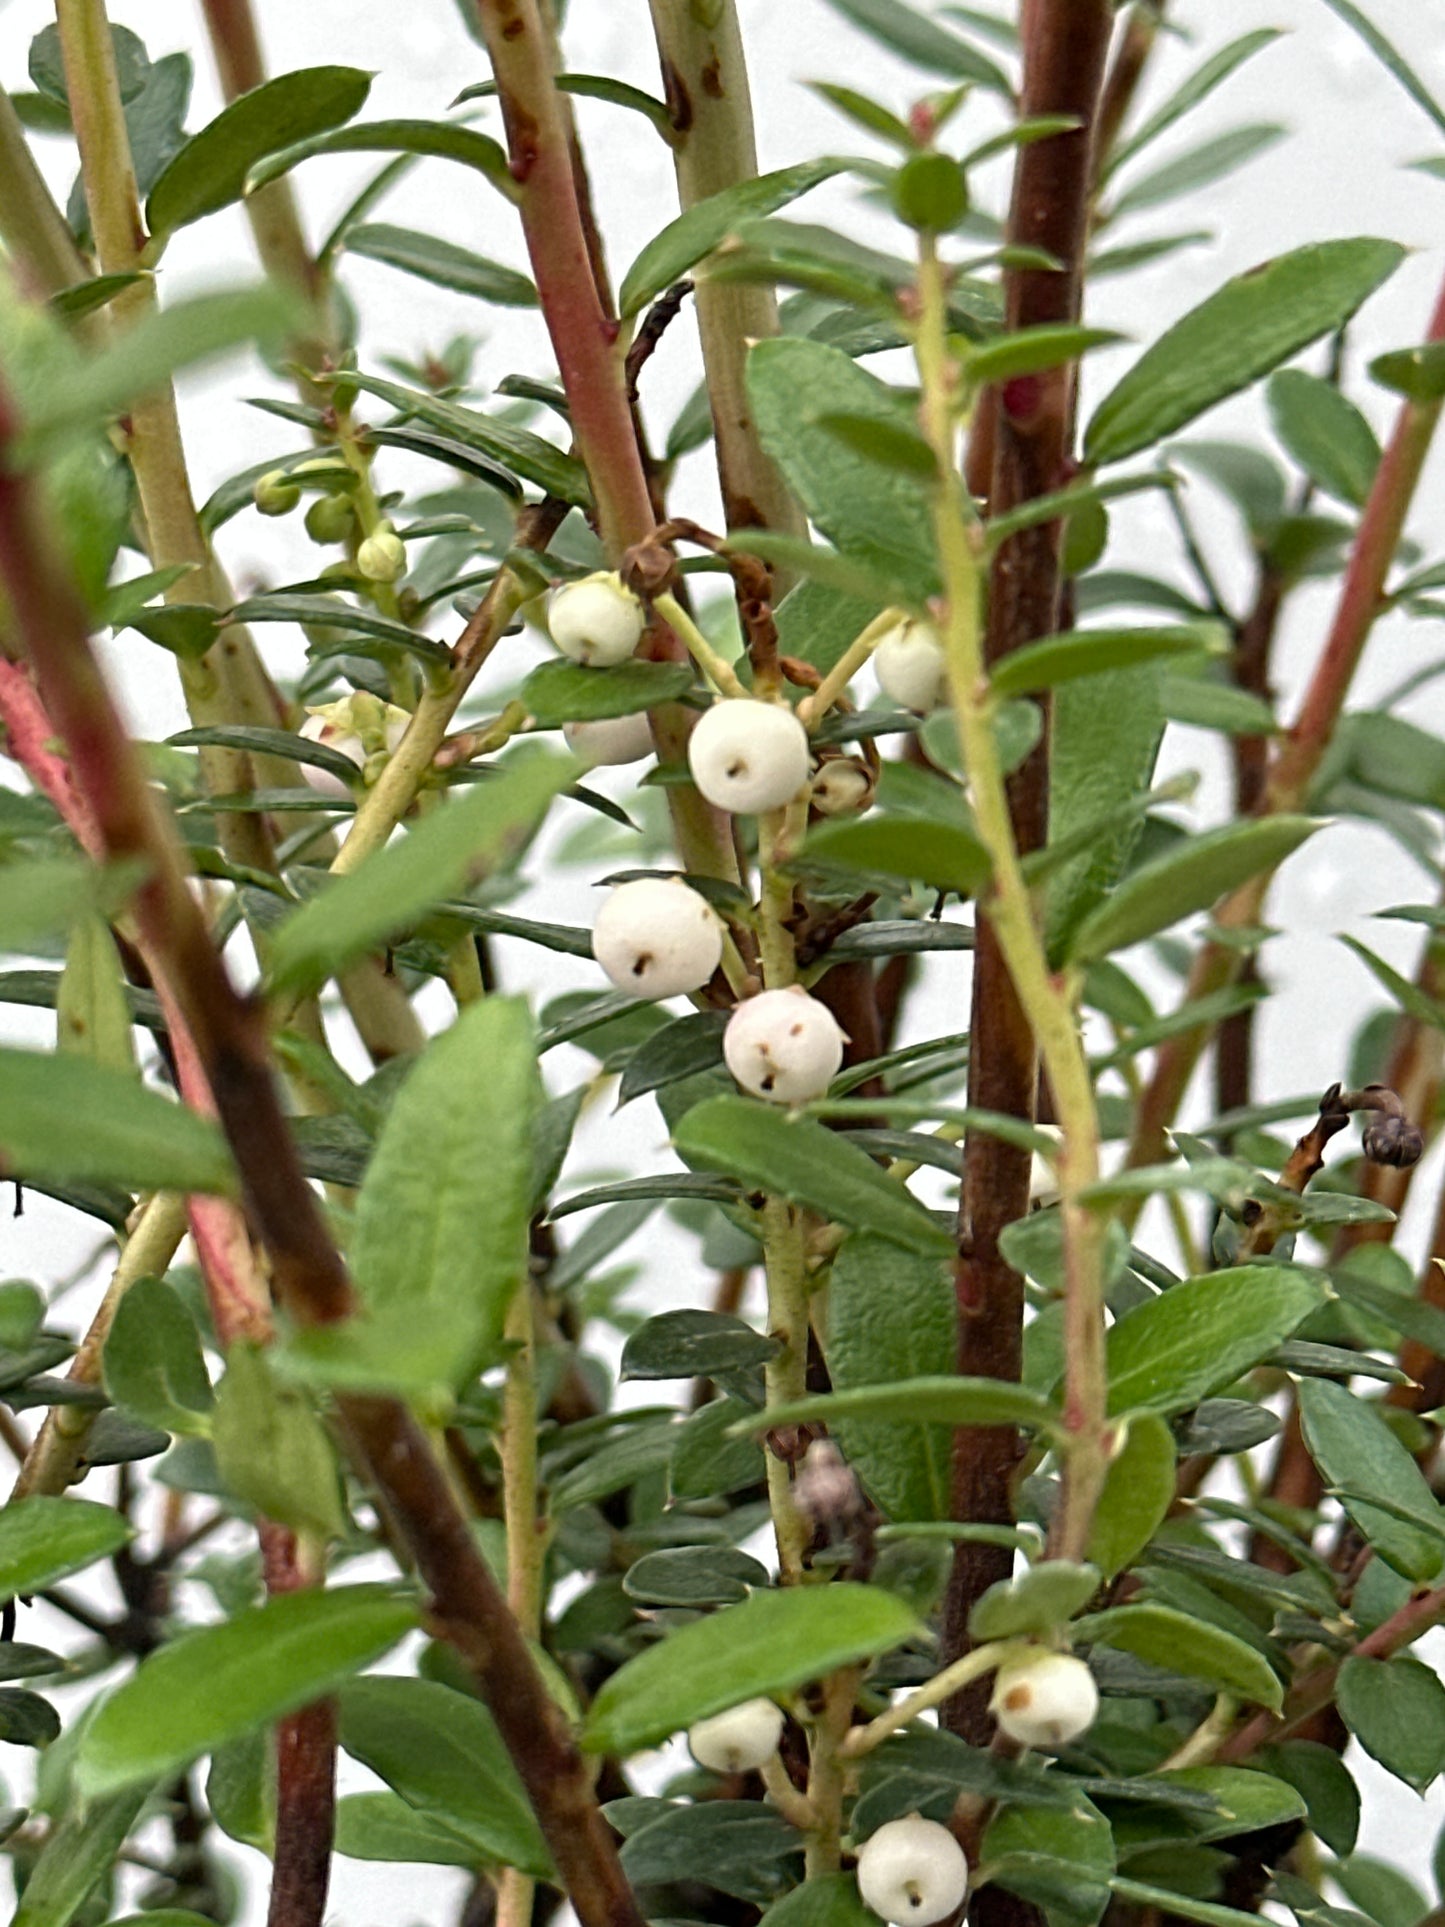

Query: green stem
left=760, top=1196, right=812, bottom=1586
left=914, top=239, right=1108, bottom=1563
left=841, top=1640, right=1013, bottom=1758
left=796, top=611, right=898, bottom=729
left=0, top=85, right=90, bottom=298
left=498, top=1282, right=543, bottom=1927
left=653, top=590, right=749, bottom=698
left=804, top=1663, right=861, bottom=1877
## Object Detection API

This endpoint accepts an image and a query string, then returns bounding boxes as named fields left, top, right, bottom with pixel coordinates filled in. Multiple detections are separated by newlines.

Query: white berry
left=875, top=616, right=947, bottom=714
left=549, top=571, right=647, bottom=667
left=687, top=699, right=811, bottom=815
left=592, top=877, right=722, bottom=1000
left=724, top=987, right=845, bottom=1104
left=990, top=1650, right=1098, bottom=1749
left=687, top=1697, right=784, bottom=1774
left=856, top=1815, right=968, bottom=1926
left=563, top=713, right=655, bottom=767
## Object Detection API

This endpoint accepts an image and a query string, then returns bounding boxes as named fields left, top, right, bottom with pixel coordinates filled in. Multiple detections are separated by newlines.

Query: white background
left=3, top=0, right=1445, bottom=1920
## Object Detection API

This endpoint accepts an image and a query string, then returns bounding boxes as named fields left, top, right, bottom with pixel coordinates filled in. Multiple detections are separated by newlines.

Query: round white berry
left=687, top=699, right=811, bottom=815
left=687, top=1697, right=784, bottom=1774
left=875, top=616, right=947, bottom=714
left=856, top=1815, right=969, bottom=1926
left=592, top=877, right=722, bottom=1000
left=990, top=1651, right=1098, bottom=1749
left=549, top=571, right=647, bottom=667
left=724, top=987, right=845, bottom=1105
left=563, top=713, right=656, bottom=767
left=811, top=756, right=873, bottom=817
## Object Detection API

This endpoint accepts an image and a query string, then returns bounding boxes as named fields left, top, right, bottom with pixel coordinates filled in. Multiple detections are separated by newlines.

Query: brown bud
left=1362, top=1114, right=1425, bottom=1169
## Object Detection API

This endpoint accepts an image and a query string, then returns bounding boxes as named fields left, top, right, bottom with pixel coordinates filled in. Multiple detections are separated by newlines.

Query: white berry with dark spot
left=875, top=616, right=947, bottom=714
left=856, top=1815, right=968, bottom=1926
left=564, top=713, right=655, bottom=766
left=687, top=1697, right=784, bottom=1774
left=724, top=987, right=845, bottom=1104
left=592, top=877, right=722, bottom=1000
left=687, top=699, right=811, bottom=815
left=990, top=1650, right=1098, bottom=1749
left=549, top=571, right=647, bottom=666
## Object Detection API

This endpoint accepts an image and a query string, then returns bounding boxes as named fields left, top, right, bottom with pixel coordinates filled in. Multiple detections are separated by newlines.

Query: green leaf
left=620, top=1802, right=800, bottom=1903
left=522, top=658, right=693, bottom=726
left=267, top=748, right=572, bottom=995
left=346, top=371, right=590, bottom=503
left=617, top=1011, right=729, bottom=1106
left=343, top=223, right=538, bottom=306
left=0, top=1497, right=131, bottom=1602
left=1369, top=341, right=1445, bottom=402
left=818, top=0, right=1012, bottom=95
left=1110, top=125, right=1286, bottom=218
left=11, top=1782, right=151, bottom=1927
left=1159, top=673, right=1277, bottom=735
left=672, top=1096, right=954, bottom=1255
left=1087, top=1410, right=1177, bottom=1579
left=582, top=1582, right=919, bottom=1757
left=1266, top=370, right=1380, bottom=507
left=1066, top=816, right=1320, bottom=962
left=800, top=815, right=990, bottom=897
left=892, top=152, right=969, bottom=233
left=212, top=1343, right=347, bottom=1537
left=0, top=856, right=147, bottom=952
left=554, top=72, right=673, bottom=134
left=968, top=324, right=1121, bottom=388
left=207, top=1729, right=276, bottom=1855
left=334, top=1790, right=480, bottom=1865
left=1256, top=1741, right=1359, bottom=1856
left=621, top=1309, right=777, bottom=1381
left=1104, top=1266, right=1326, bottom=1416
left=759, top=1872, right=875, bottom=1927
left=624, top=1547, right=770, bottom=1607
left=147, top=67, right=371, bottom=237
left=338, top=1675, right=551, bottom=1876
left=983, top=1796, right=1114, bottom=1927
left=1074, top=1603, right=1283, bottom=1710
left=1108, top=1879, right=1283, bottom=1927
left=1085, top=240, right=1406, bottom=466
left=1330, top=1857, right=1428, bottom=1927
left=56, top=914, right=135, bottom=1074
left=78, top=1585, right=417, bottom=1797
left=1317, top=0, right=1445, bottom=141
left=1336, top=1655, right=1445, bottom=1793
left=104, top=1276, right=214, bottom=1439
left=970, top=1560, right=1100, bottom=1640
left=747, top=1377, right=1061, bottom=1436
left=748, top=337, right=939, bottom=602
left=21, top=284, right=305, bottom=450
left=1102, top=30, right=1283, bottom=182
left=827, top=1233, right=957, bottom=1523
left=620, top=158, right=844, bottom=318
left=0, top=1047, right=237, bottom=1197
left=811, top=84, right=913, bottom=149
left=246, top=117, right=513, bottom=200
left=991, top=625, right=1220, bottom=697
left=1298, top=1376, right=1445, bottom=1581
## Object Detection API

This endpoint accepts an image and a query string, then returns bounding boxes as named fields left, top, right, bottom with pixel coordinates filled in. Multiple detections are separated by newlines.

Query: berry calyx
left=686, top=1697, right=784, bottom=1774
left=990, top=1650, right=1099, bottom=1749
left=855, top=1815, right=968, bottom=1926
left=723, top=987, right=846, bottom=1104
left=687, top=699, right=811, bottom=815
left=549, top=571, right=647, bottom=667
left=592, top=876, right=722, bottom=1000
left=874, top=616, right=947, bottom=714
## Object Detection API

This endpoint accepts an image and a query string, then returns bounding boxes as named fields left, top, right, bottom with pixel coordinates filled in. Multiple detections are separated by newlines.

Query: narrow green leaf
left=344, top=223, right=538, bottom=306
left=582, top=1583, right=919, bottom=1756
left=12, top=1783, right=151, bottom=1927
left=334, top=1790, right=479, bottom=1865
left=1336, top=1655, right=1445, bottom=1793
left=78, top=1585, right=417, bottom=1796
left=1111, top=125, right=1286, bottom=218
left=1085, top=240, right=1405, bottom=466
left=1109, top=1878, right=1287, bottom=1927
left=0, top=1497, right=131, bottom=1602
left=1087, top=1411, right=1177, bottom=1579
left=818, top=0, right=1013, bottom=95
left=1103, top=30, right=1283, bottom=181
left=968, top=324, right=1122, bottom=387
left=620, top=158, right=844, bottom=317
left=828, top=1234, right=957, bottom=1523
left=1369, top=341, right=1445, bottom=402
left=246, top=117, right=513, bottom=200
left=522, top=658, right=693, bottom=726
left=1074, top=1603, right=1283, bottom=1710
left=0, top=856, right=145, bottom=958
left=346, top=370, right=590, bottom=503
left=147, top=67, right=371, bottom=236
left=0, top=1047, right=237, bottom=1197
left=56, top=914, right=135, bottom=1074
left=800, top=815, right=990, bottom=897
left=1317, top=0, right=1445, bottom=140
left=1267, top=369, right=1380, bottom=507
left=811, top=84, right=913, bottom=149
left=1298, top=1376, right=1445, bottom=1581
left=555, top=72, right=673, bottom=134
left=1339, top=934, right=1445, bottom=1036
left=1104, top=1266, right=1326, bottom=1416
left=1066, top=816, right=1320, bottom=962
left=991, top=625, right=1220, bottom=697
left=622, top=1309, right=776, bottom=1381
left=104, top=1277, right=214, bottom=1439
left=266, top=748, right=573, bottom=995
left=672, top=1095, right=954, bottom=1255
left=970, top=1561, right=1100, bottom=1640
left=213, top=1343, right=347, bottom=1537
left=745, top=1378, right=1061, bottom=1436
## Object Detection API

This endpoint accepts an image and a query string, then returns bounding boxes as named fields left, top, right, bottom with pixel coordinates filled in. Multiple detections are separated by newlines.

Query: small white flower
left=687, top=1697, right=784, bottom=1774
left=298, top=698, right=410, bottom=798
left=1029, top=1124, right=1065, bottom=1207
left=563, top=713, right=656, bottom=767
left=548, top=571, right=647, bottom=666
left=990, top=1650, right=1099, bottom=1749
left=687, top=699, right=811, bottom=815
left=856, top=1815, right=969, bottom=1926
left=875, top=616, right=947, bottom=714
left=356, top=524, right=406, bottom=583
left=592, top=877, right=722, bottom=1000
left=724, top=987, right=846, bottom=1104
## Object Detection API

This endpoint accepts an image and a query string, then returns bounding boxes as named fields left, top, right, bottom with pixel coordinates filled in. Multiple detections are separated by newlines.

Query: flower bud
left=687, top=699, right=811, bottom=815
left=811, top=755, right=874, bottom=818
left=298, top=697, right=410, bottom=797
left=855, top=1815, right=969, bottom=1926
left=990, top=1650, right=1098, bottom=1749
left=592, top=877, right=723, bottom=1000
left=357, top=525, right=407, bottom=583
left=548, top=571, right=647, bottom=667
left=563, top=713, right=656, bottom=767
left=875, top=616, right=947, bottom=714
left=253, top=469, right=301, bottom=516
left=1362, top=1113, right=1424, bottom=1169
left=305, top=493, right=356, bottom=545
left=687, top=1697, right=784, bottom=1774
left=724, top=987, right=846, bottom=1105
